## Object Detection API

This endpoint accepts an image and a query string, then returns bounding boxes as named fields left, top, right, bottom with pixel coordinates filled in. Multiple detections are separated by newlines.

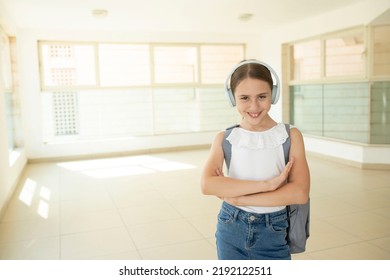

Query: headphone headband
left=224, top=60, right=280, bottom=106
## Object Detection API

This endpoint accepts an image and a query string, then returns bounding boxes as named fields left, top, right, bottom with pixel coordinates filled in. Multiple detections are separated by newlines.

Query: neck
left=240, top=116, right=277, bottom=132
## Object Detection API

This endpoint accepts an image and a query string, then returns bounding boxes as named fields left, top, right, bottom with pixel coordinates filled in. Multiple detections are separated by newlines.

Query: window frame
left=288, top=26, right=369, bottom=86
left=283, top=25, right=390, bottom=145
left=38, top=41, right=246, bottom=91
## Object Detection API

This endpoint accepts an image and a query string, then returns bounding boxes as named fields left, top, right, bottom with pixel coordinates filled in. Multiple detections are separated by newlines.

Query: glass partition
left=290, top=82, right=389, bottom=144
left=371, top=82, right=390, bottom=144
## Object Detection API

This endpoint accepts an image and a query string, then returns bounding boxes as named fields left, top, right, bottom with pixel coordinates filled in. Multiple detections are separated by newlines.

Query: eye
left=239, top=96, right=249, bottom=101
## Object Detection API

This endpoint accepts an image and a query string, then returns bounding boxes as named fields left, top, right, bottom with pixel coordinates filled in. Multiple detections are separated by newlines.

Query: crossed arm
left=200, top=128, right=310, bottom=207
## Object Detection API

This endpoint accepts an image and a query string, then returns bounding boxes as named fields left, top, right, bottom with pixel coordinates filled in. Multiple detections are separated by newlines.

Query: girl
left=201, top=60, right=310, bottom=260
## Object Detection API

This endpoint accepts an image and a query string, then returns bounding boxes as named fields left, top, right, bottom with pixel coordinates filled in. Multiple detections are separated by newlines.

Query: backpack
left=222, top=123, right=310, bottom=254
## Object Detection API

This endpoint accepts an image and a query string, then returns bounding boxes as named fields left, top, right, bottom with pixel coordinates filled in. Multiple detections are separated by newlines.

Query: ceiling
left=0, top=0, right=370, bottom=33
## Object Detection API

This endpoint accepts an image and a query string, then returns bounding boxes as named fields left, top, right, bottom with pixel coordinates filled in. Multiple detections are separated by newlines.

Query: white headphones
left=224, top=60, right=280, bottom=107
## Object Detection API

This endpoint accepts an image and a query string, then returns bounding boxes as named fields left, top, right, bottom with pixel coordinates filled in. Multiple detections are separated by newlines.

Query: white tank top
left=226, top=123, right=288, bottom=214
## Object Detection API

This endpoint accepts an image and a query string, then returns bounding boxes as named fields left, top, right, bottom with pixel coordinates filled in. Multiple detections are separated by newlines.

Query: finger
left=217, top=168, right=225, bottom=176
left=286, top=157, right=294, bottom=170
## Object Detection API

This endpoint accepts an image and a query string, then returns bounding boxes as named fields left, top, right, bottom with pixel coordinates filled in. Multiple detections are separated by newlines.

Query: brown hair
left=230, top=62, right=273, bottom=95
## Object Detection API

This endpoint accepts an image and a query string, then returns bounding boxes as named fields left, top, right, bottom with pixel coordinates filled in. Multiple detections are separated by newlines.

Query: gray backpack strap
left=283, top=123, right=310, bottom=254
left=282, top=123, right=291, bottom=165
left=222, top=124, right=239, bottom=171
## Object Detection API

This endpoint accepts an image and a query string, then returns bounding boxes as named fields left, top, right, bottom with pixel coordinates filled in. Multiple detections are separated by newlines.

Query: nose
left=248, top=98, right=260, bottom=109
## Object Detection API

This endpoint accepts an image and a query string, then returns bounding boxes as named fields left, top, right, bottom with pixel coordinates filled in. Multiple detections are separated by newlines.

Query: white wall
left=0, top=5, right=28, bottom=216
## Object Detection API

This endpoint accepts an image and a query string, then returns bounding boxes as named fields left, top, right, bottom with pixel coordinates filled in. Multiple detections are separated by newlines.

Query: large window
left=286, top=26, right=390, bottom=144
left=39, top=42, right=244, bottom=142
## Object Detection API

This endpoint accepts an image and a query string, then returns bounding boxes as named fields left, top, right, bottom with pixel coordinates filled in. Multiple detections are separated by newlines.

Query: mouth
left=247, top=112, right=260, bottom=118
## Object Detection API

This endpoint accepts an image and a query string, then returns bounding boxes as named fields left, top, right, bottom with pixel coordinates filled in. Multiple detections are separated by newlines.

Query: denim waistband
left=221, top=201, right=287, bottom=224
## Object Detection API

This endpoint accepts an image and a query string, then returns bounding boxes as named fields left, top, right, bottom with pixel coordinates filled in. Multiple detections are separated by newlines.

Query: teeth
left=248, top=112, right=259, bottom=118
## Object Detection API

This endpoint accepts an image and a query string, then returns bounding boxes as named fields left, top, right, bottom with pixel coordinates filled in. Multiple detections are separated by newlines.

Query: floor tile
left=139, top=240, right=217, bottom=260
left=127, top=218, right=203, bottom=249
left=118, top=201, right=182, bottom=226
left=0, top=218, right=59, bottom=244
left=186, top=214, right=218, bottom=239
left=0, top=237, right=60, bottom=260
left=305, top=219, right=361, bottom=253
left=60, top=209, right=123, bottom=235
left=321, top=212, right=390, bottom=240
left=60, top=227, right=137, bottom=259
left=309, top=242, right=390, bottom=260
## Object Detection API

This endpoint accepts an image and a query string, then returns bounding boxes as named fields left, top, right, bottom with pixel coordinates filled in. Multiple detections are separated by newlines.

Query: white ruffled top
left=226, top=123, right=289, bottom=150
left=226, top=123, right=289, bottom=214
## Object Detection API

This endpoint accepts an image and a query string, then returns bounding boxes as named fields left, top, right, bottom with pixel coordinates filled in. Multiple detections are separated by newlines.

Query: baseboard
left=28, top=144, right=211, bottom=164
left=306, top=151, right=390, bottom=170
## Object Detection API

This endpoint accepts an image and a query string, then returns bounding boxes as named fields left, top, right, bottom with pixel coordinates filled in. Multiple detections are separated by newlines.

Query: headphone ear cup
left=271, top=84, right=280, bottom=104
left=229, top=89, right=236, bottom=107
left=225, top=88, right=236, bottom=107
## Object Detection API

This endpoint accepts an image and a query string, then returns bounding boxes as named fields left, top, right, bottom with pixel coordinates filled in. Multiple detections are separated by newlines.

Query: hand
left=215, top=168, right=224, bottom=177
left=267, top=157, right=294, bottom=191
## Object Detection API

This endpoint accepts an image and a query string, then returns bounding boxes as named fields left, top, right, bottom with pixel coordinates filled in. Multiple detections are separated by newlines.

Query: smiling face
left=229, top=62, right=276, bottom=131
left=234, top=77, right=274, bottom=130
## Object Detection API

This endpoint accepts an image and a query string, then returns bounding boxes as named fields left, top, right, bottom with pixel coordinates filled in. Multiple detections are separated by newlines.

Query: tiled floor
left=0, top=149, right=390, bottom=260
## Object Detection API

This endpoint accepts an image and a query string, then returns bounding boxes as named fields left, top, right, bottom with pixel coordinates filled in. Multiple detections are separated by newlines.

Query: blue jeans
left=216, top=202, right=291, bottom=260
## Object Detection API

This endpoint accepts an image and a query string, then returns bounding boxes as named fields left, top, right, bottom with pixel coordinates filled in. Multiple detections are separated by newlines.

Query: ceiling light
left=91, top=9, right=108, bottom=18
left=238, top=13, right=253, bottom=22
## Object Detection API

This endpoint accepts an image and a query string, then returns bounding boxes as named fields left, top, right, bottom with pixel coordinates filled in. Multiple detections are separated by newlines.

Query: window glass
left=373, top=25, right=390, bottom=77
left=153, top=46, right=198, bottom=84
left=1, top=30, right=17, bottom=152
left=0, top=31, right=12, bottom=89
left=325, top=32, right=364, bottom=77
left=99, top=44, right=150, bottom=86
left=290, top=83, right=370, bottom=143
left=292, top=40, right=321, bottom=80
left=200, top=45, right=244, bottom=84
left=41, top=44, right=96, bottom=87
left=370, top=82, right=390, bottom=144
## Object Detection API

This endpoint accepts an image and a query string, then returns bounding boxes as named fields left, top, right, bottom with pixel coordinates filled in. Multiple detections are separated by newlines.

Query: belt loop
left=265, top=214, right=270, bottom=227
left=233, top=208, right=239, bottom=221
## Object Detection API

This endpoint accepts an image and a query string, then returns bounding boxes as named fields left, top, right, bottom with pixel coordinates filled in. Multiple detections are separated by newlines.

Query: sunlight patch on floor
left=57, top=155, right=196, bottom=178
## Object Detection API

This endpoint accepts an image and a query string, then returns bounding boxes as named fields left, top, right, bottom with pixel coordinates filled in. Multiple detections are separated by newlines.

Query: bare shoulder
left=290, top=127, right=304, bottom=144
left=289, top=126, right=307, bottom=157
left=202, top=130, right=225, bottom=176
left=209, top=130, right=225, bottom=153
left=214, top=130, right=225, bottom=141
